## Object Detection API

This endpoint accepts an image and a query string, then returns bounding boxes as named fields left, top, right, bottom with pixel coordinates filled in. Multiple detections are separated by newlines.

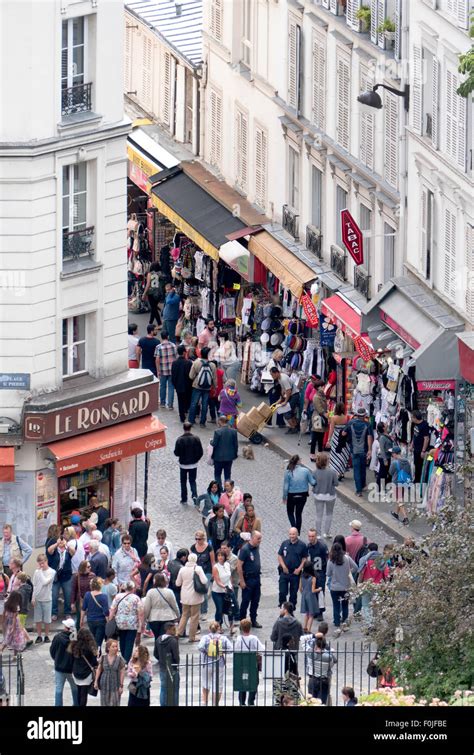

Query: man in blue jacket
left=210, top=416, right=238, bottom=490
left=162, top=284, right=181, bottom=343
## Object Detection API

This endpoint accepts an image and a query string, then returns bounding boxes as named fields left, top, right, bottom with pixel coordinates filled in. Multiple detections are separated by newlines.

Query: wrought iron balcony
left=306, top=224, right=323, bottom=259
left=426, top=113, right=433, bottom=138
left=282, top=204, right=299, bottom=240
left=330, top=245, right=347, bottom=281
left=354, top=266, right=371, bottom=300
left=62, top=226, right=94, bottom=262
left=61, top=82, right=93, bottom=116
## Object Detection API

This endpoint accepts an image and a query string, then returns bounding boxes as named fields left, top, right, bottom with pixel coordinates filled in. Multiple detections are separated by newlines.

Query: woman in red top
left=209, top=361, right=225, bottom=423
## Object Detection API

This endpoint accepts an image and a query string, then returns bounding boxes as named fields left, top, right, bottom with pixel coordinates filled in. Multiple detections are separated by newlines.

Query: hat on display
left=350, top=520, right=362, bottom=531
left=356, top=407, right=367, bottom=417
left=290, top=353, right=303, bottom=370
left=270, top=320, right=283, bottom=333
left=288, top=321, right=298, bottom=335
left=261, top=318, right=272, bottom=332
left=271, top=305, right=283, bottom=318
left=287, top=335, right=298, bottom=350
left=263, top=304, right=273, bottom=317
left=260, top=332, right=270, bottom=345
left=270, top=332, right=283, bottom=346
left=390, top=445, right=402, bottom=454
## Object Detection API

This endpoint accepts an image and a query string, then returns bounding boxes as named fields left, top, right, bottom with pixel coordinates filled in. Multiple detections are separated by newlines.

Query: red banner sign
left=353, top=335, right=376, bottom=361
left=300, top=293, right=319, bottom=327
left=417, top=380, right=456, bottom=392
left=341, top=210, right=364, bottom=266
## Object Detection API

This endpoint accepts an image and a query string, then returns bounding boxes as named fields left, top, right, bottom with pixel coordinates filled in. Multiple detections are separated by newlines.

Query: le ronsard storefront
left=9, top=371, right=166, bottom=546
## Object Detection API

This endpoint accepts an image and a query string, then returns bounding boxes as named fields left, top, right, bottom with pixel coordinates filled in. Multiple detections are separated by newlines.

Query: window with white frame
left=360, top=203, right=372, bottom=270
left=336, top=185, right=348, bottom=247
left=235, top=108, right=248, bottom=193
left=311, top=32, right=326, bottom=130
left=384, top=90, right=399, bottom=188
left=442, top=0, right=470, bottom=28
left=61, top=17, right=90, bottom=115
left=383, top=222, right=395, bottom=283
left=445, top=67, right=467, bottom=170
left=311, top=166, right=323, bottom=229
left=288, top=146, right=300, bottom=211
left=210, top=0, right=223, bottom=42
left=209, top=88, right=223, bottom=169
left=255, top=125, right=268, bottom=211
left=288, top=18, right=301, bottom=112
left=443, top=206, right=457, bottom=300
left=359, top=64, right=375, bottom=171
left=336, top=51, right=351, bottom=151
left=63, top=163, right=87, bottom=236
left=241, top=0, right=252, bottom=66
left=62, top=315, right=87, bottom=378
left=421, top=187, right=435, bottom=281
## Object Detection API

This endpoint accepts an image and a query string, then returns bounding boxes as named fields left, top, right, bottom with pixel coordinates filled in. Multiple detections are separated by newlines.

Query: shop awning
left=321, top=293, right=366, bottom=340
left=0, top=447, right=15, bottom=482
left=457, top=332, right=474, bottom=383
left=46, top=416, right=167, bottom=477
left=151, top=171, right=247, bottom=261
left=248, top=231, right=316, bottom=298
left=361, top=277, right=464, bottom=380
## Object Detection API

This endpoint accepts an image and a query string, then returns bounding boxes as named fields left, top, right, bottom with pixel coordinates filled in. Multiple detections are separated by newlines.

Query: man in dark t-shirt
left=137, top=324, right=160, bottom=376
left=410, top=410, right=431, bottom=483
left=277, top=528, right=308, bottom=608
left=238, top=532, right=262, bottom=628
left=306, top=528, right=328, bottom=586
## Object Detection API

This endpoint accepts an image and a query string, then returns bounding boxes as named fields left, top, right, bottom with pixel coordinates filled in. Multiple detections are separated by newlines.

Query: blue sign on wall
left=0, top=374, right=31, bottom=390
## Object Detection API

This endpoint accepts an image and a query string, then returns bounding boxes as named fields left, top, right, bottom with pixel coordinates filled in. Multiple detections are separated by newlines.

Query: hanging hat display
left=271, top=305, right=283, bottom=318
left=263, top=304, right=273, bottom=317
left=270, top=332, right=283, bottom=346
left=261, top=318, right=272, bottom=332
left=260, top=332, right=270, bottom=345
left=290, top=353, right=303, bottom=370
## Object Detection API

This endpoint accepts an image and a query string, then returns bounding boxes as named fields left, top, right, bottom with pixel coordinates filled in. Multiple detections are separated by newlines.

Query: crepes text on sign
left=341, top=209, right=364, bottom=266
left=300, top=292, right=319, bottom=327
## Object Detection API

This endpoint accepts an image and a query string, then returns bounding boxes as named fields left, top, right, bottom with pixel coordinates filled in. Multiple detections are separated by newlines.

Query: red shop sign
left=353, top=334, right=375, bottom=361
left=417, top=380, right=456, bottom=392
left=300, top=293, right=319, bottom=327
left=341, top=209, right=364, bottom=266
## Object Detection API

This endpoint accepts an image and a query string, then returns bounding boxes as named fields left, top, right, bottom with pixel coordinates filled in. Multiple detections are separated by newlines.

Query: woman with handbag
left=143, top=573, right=180, bottom=640
left=81, top=578, right=109, bottom=652
left=326, top=543, right=358, bottom=638
left=142, top=261, right=163, bottom=327
left=127, top=645, right=152, bottom=707
left=108, top=581, right=144, bottom=663
left=68, top=628, right=98, bottom=707
left=94, top=638, right=126, bottom=706
left=211, top=549, right=238, bottom=635
left=190, top=530, right=215, bottom=617
left=310, top=382, right=328, bottom=461
left=176, top=553, right=208, bottom=643
left=328, top=402, right=350, bottom=481
left=282, top=455, right=316, bottom=534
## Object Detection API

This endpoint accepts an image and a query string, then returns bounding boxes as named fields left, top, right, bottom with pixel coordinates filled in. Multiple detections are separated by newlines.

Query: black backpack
left=354, top=538, right=369, bottom=565
left=196, top=360, right=213, bottom=391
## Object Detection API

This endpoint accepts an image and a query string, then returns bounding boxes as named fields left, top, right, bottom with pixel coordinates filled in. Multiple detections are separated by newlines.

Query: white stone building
left=0, top=0, right=164, bottom=557
left=405, top=0, right=473, bottom=325
left=201, top=0, right=412, bottom=302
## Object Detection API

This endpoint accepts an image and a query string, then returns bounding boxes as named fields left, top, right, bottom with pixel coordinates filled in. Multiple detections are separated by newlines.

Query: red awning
left=46, top=415, right=166, bottom=477
left=0, top=447, right=15, bottom=482
left=321, top=294, right=364, bottom=339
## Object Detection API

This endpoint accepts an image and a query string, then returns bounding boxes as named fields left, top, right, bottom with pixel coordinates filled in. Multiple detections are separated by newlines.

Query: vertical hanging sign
left=341, top=209, right=364, bottom=266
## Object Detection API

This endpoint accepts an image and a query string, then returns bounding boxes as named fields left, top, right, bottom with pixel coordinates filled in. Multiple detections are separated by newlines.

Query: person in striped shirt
left=155, top=331, right=177, bottom=410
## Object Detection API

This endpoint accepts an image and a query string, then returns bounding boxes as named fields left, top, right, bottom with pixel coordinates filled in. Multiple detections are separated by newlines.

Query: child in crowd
left=389, top=446, right=412, bottom=525
left=218, top=379, right=242, bottom=427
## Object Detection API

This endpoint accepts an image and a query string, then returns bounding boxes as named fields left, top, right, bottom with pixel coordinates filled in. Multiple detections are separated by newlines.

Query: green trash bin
left=233, top=652, right=259, bottom=693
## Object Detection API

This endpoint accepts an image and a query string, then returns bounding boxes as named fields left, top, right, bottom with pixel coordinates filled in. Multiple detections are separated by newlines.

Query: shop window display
left=59, top=465, right=110, bottom=526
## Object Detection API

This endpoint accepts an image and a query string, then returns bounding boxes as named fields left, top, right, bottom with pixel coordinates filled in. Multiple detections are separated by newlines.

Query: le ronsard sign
left=341, top=209, right=364, bottom=266
left=23, top=384, right=158, bottom=443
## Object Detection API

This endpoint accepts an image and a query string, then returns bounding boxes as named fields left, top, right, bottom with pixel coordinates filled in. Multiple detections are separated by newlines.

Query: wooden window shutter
left=312, top=33, right=326, bottom=130
left=384, top=91, right=399, bottom=188
left=210, top=89, right=223, bottom=168
left=443, top=207, right=456, bottom=300
left=336, top=54, right=351, bottom=151
left=288, top=19, right=297, bottom=109
left=411, top=45, right=423, bottom=135
left=395, top=0, right=402, bottom=61
left=370, top=0, right=378, bottom=44
left=161, top=50, right=171, bottom=126
left=431, top=56, right=440, bottom=150
left=211, top=0, right=223, bottom=42
left=255, top=125, right=267, bottom=211
left=421, top=188, right=428, bottom=278
left=466, top=223, right=474, bottom=322
left=142, top=37, right=152, bottom=110
left=347, top=0, right=362, bottom=31
left=457, top=90, right=467, bottom=171
left=124, top=24, right=132, bottom=92
left=235, top=109, right=248, bottom=192
left=445, top=69, right=458, bottom=162
left=457, top=0, right=469, bottom=29
left=359, top=65, right=375, bottom=170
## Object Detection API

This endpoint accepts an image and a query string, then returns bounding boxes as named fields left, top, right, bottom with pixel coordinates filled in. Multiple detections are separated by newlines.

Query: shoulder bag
left=105, top=594, right=128, bottom=639
left=156, top=588, right=180, bottom=619
left=193, top=566, right=208, bottom=595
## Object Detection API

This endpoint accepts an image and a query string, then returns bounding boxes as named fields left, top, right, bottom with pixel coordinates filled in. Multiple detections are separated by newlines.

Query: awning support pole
left=144, top=451, right=150, bottom=516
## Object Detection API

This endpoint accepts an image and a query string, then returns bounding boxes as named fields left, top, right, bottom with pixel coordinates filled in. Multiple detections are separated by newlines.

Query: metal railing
left=282, top=204, right=299, bottom=240
left=62, top=226, right=94, bottom=262
left=354, top=266, right=371, bottom=299
left=426, top=113, right=433, bottom=138
left=330, top=244, right=347, bottom=280
left=0, top=653, right=24, bottom=706
left=61, top=82, right=93, bottom=116
left=306, top=224, right=323, bottom=259
left=160, top=641, right=379, bottom=707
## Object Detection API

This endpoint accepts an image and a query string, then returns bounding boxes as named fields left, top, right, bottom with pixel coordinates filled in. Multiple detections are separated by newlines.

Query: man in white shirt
left=270, top=367, right=300, bottom=434
left=32, top=554, right=56, bottom=643
left=233, top=618, right=265, bottom=706
left=148, top=528, right=175, bottom=561
left=91, top=530, right=111, bottom=563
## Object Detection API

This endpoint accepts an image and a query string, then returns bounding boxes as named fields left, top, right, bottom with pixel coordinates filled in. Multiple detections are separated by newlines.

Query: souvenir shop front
left=15, top=372, right=165, bottom=548
left=456, top=333, right=474, bottom=508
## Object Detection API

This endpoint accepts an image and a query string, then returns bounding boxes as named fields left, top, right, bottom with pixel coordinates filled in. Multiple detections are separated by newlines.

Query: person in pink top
left=198, top=319, right=218, bottom=349
left=219, top=480, right=243, bottom=516
left=345, top=520, right=366, bottom=562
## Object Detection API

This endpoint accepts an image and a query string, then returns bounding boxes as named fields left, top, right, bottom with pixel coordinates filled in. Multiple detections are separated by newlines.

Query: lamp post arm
left=373, top=83, right=410, bottom=111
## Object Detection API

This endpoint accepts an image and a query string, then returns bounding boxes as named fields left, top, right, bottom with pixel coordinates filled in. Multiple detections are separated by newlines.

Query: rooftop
left=126, top=0, right=203, bottom=67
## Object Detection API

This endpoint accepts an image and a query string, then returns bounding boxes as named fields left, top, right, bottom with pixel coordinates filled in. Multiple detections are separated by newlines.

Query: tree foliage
left=361, top=491, right=474, bottom=700
left=457, top=12, right=474, bottom=97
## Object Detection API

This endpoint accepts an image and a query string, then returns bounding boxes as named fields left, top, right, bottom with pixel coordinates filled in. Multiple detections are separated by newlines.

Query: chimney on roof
left=175, top=2, right=182, bottom=15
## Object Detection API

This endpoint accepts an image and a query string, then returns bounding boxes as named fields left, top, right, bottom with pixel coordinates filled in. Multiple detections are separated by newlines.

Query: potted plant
left=355, top=5, right=371, bottom=31
left=377, top=18, right=396, bottom=47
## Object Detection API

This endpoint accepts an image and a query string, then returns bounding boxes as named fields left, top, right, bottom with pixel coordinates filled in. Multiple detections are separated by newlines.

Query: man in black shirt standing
left=277, top=527, right=308, bottom=609
left=238, top=531, right=262, bottom=628
left=173, top=422, right=204, bottom=504
left=410, top=410, right=431, bottom=483
left=306, top=528, right=328, bottom=586
left=171, top=345, right=192, bottom=422
left=137, top=324, right=160, bottom=376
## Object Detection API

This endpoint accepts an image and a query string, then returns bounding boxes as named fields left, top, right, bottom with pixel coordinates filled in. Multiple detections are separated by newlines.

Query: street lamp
left=357, top=83, right=410, bottom=112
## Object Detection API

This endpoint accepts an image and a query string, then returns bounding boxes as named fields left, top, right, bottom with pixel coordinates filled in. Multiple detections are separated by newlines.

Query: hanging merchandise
left=300, top=292, right=319, bottom=327
left=319, top=315, right=337, bottom=347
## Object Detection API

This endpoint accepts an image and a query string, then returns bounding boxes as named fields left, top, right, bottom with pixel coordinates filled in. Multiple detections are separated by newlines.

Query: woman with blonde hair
left=313, top=453, right=339, bottom=539
left=94, top=638, right=126, bottom=706
left=127, top=644, right=152, bottom=706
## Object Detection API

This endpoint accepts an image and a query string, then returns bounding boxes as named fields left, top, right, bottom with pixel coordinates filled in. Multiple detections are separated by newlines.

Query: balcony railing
left=61, top=82, right=93, bottom=116
left=282, top=204, right=299, bottom=240
left=354, top=266, right=371, bottom=300
left=330, top=245, right=347, bottom=281
left=426, top=113, right=433, bottom=138
left=306, top=224, right=323, bottom=259
left=63, top=226, right=94, bottom=262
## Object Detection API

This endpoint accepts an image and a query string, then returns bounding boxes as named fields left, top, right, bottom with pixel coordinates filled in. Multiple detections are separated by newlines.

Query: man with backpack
left=0, top=524, right=32, bottom=576
left=187, top=346, right=216, bottom=428
left=389, top=446, right=412, bottom=525
left=343, top=408, right=373, bottom=496
left=358, top=542, right=389, bottom=626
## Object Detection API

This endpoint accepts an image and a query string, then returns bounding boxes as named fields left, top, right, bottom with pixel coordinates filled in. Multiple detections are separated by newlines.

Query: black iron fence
left=0, top=653, right=24, bottom=706
left=61, top=82, right=93, bottom=116
left=160, top=641, right=380, bottom=707
left=62, top=226, right=95, bottom=262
